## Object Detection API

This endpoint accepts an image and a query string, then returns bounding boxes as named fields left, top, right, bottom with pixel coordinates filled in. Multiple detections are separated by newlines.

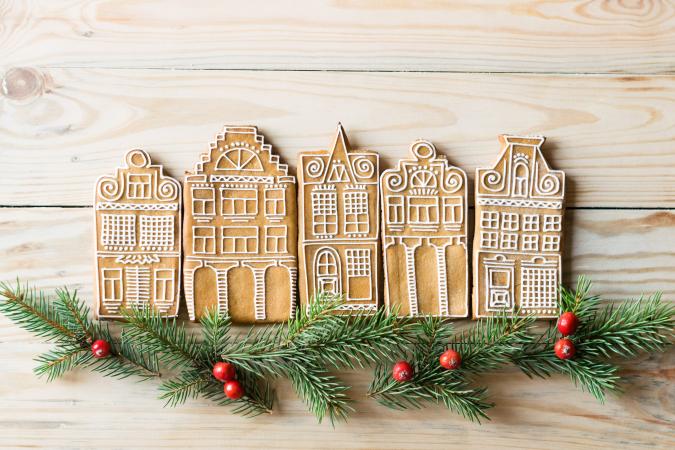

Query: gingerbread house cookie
left=183, top=126, right=297, bottom=323
left=94, top=149, right=182, bottom=319
left=297, top=124, right=379, bottom=313
left=473, top=135, right=565, bottom=318
left=380, top=140, right=468, bottom=317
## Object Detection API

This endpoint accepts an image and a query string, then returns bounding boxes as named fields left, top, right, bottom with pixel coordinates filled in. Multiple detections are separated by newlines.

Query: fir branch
left=285, top=361, right=352, bottom=424
left=53, top=288, right=93, bottom=341
left=575, top=293, right=674, bottom=359
left=159, top=369, right=209, bottom=407
left=368, top=318, right=493, bottom=422
left=0, top=281, right=78, bottom=343
left=200, top=370, right=275, bottom=417
left=121, top=307, right=200, bottom=370
left=34, top=345, right=92, bottom=381
left=452, top=314, right=535, bottom=375
left=200, top=308, right=232, bottom=365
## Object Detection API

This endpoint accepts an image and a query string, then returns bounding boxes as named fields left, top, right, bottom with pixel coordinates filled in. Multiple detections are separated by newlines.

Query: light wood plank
left=0, top=332, right=672, bottom=449
left=0, top=205, right=672, bottom=448
left=0, top=207, right=672, bottom=302
left=2, top=0, right=675, bottom=73
left=2, top=68, right=675, bottom=206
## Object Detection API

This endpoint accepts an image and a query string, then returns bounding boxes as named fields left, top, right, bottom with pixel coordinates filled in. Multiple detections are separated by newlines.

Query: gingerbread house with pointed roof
left=297, top=124, right=379, bottom=312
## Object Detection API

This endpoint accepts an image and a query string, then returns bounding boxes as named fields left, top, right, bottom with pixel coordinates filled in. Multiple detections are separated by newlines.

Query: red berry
left=392, top=361, right=414, bottom=382
left=557, top=312, right=579, bottom=336
left=91, top=339, right=111, bottom=358
left=439, top=349, right=462, bottom=370
left=212, top=362, right=236, bottom=382
left=554, top=338, right=576, bottom=360
left=224, top=380, right=244, bottom=400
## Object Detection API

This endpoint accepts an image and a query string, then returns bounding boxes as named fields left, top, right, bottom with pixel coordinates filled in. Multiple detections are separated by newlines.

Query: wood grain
left=0, top=333, right=672, bottom=449
left=2, top=68, right=675, bottom=207
left=0, top=207, right=673, bottom=449
left=2, top=0, right=675, bottom=73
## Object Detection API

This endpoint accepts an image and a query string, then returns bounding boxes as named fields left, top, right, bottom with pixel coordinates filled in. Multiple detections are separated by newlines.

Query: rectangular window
left=154, top=269, right=175, bottom=303
left=543, top=215, right=562, bottom=232
left=480, top=231, right=498, bottom=249
left=222, top=227, right=258, bottom=253
left=500, top=232, right=518, bottom=250
left=542, top=235, right=560, bottom=252
left=265, top=226, right=287, bottom=253
left=127, top=174, right=152, bottom=199
left=344, top=190, right=369, bottom=234
left=222, top=188, right=258, bottom=217
left=193, top=226, right=216, bottom=254
left=408, top=196, right=439, bottom=224
left=312, top=190, right=338, bottom=236
left=522, top=234, right=539, bottom=252
left=101, top=268, right=123, bottom=302
left=386, top=196, right=404, bottom=225
left=192, top=187, right=215, bottom=216
left=346, top=249, right=371, bottom=301
left=523, top=214, right=539, bottom=231
left=501, top=213, right=519, bottom=231
left=139, top=215, right=174, bottom=249
left=442, top=197, right=463, bottom=225
left=481, top=211, right=499, bottom=229
left=521, top=267, right=558, bottom=310
left=101, top=214, right=136, bottom=248
left=264, top=189, right=286, bottom=217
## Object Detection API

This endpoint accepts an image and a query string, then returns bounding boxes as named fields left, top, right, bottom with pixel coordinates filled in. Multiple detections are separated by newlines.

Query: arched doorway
left=414, top=244, right=440, bottom=315
left=386, top=243, right=409, bottom=315
left=446, top=245, right=467, bottom=316
left=314, top=248, right=340, bottom=297
left=227, top=266, right=255, bottom=323
left=193, top=266, right=217, bottom=319
left=265, top=265, right=292, bottom=321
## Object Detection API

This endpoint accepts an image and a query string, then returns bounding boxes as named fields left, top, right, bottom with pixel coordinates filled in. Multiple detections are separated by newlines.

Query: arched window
left=410, top=170, right=437, bottom=188
left=314, top=248, right=340, bottom=296
left=512, top=161, right=529, bottom=197
left=216, top=148, right=263, bottom=171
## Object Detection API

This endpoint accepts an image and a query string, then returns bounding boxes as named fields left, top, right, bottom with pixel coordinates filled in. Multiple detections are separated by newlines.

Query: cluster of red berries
left=391, top=349, right=462, bottom=382
left=212, top=362, right=245, bottom=399
left=554, top=311, right=579, bottom=360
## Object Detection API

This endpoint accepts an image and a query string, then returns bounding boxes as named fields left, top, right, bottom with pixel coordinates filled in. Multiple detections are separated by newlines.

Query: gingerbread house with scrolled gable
left=94, top=149, right=182, bottom=319
left=380, top=140, right=468, bottom=318
left=183, top=126, right=297, bottom=323
left=473, top=135, right=565, bottom=318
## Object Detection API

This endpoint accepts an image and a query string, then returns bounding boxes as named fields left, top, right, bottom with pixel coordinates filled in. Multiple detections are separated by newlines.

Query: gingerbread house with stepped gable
left=297, top=124, right=379, bottom=312
left=473, top=135, right=565, bottom=318
left=94, top=149, right=182, bottom=319
left=380, top=140, right=468, bottom=318
left=183, top=126, right=297, bottom=323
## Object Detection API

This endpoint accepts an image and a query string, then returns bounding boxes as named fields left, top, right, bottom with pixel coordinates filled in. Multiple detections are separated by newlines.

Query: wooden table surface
left=1, top=1, right=674, bottom=448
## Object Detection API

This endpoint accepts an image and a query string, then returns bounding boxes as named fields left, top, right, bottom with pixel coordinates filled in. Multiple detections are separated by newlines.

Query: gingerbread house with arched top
left=94, top=149, right=182, bottom=319
left=473, top=135, right=565, bottom=318
left=183, top=126, right=297, bottom=323
left=380, top=140, right=468, bottom=318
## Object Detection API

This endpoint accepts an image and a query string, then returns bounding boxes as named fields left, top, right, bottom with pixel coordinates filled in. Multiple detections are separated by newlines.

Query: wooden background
left=1, top=1, right=674, bottom=448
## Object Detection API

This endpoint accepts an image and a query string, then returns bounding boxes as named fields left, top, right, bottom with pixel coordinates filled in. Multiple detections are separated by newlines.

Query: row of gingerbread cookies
left=94, top=124, right=564, bottom=323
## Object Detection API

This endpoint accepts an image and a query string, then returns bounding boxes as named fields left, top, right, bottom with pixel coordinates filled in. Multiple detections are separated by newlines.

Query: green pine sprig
left=368, top=317, right=493, bottom=423
left=512, top=278, right=673, bottom=402
left=0, top=281, right=161, bottom=381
